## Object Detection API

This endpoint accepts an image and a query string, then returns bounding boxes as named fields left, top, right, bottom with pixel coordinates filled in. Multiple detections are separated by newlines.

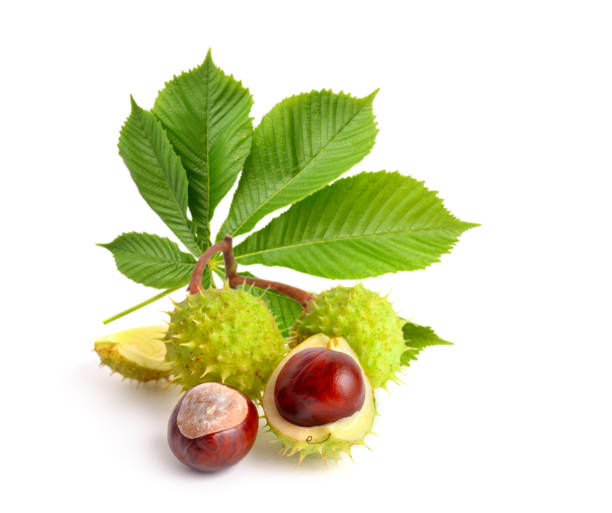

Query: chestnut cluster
left=164, top=238, right=377, bottom=471
left=168, top=342, right=367, bottom=472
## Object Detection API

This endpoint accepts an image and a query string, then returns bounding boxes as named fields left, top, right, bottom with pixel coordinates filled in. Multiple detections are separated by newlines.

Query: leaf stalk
left=189, top=235, right=313, bottom=307
left=102, top=285, right=183, bottom=324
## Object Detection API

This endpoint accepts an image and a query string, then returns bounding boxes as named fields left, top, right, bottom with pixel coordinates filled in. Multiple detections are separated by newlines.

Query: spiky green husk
left=94, top=326, right=171, bottom=382
left=293, top=284, right=405, bottom=389
left=95, top=342, right=170, bottom=381
left=265, top=424, right=371, bottom=465
left=165, top=287, right=286, bottom=401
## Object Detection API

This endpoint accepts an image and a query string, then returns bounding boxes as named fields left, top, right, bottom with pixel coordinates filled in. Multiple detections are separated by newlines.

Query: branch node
left=188, top=236, right=313, bottom=308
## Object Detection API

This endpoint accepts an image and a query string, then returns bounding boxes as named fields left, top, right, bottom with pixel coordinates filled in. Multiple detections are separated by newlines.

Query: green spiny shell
left=165, top=287, right=286, bottom=401
left=94, top=326, right=172, bottom=382
left=265, top=425, right=371, bottom=464
left=293, top=284, right=405, bottom=389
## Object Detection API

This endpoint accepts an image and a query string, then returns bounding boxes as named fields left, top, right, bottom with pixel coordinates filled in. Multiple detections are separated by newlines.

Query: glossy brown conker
left=167, top=382, right=258, bottom=472
left=274, top=347, right=365, bottom=427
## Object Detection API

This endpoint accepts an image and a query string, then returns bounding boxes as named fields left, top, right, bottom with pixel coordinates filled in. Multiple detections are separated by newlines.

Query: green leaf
left=217, top=89, right=378, bottom=239
left=233, top=272, right=303, bottom=338
left=401, top=322, right=452, bottom=366
left=234, top=171, right=478, bottom=278
left=262, top=290, right=302, bottom=338
left=118, top=97, right=201, bottom=256
left=248, top=287, right=302, bottom=338
left=152, top=50, right=253, bottom=244
left=98, top=232, right=196, bottom=289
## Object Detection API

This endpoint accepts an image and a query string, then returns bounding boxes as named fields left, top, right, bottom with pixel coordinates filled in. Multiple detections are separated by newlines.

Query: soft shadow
left=76, top=358, right=181, bottom=414
left=75, top=359, right=182, bottom=470
left=77, top=360, right=349, bottom=473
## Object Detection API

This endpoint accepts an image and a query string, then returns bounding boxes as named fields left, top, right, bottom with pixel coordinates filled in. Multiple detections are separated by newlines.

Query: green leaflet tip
left=128, top=95, right=147, bottom=118
left=463, top=221, right=481, bottom=230
left=366, top=88, right=380, bottom=101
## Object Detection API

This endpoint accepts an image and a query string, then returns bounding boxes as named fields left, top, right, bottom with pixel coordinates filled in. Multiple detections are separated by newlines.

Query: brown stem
left=187, top=235, right=314, bottom=308
left=221, top=236, right=237, bottom=277
left=188, top=236, right=232, bottom=294
left=229, top=274, right=313, bottom=308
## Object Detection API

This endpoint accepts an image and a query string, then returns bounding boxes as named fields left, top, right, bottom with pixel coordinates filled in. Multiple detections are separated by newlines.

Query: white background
left=2, top=1, right=611, bottom=511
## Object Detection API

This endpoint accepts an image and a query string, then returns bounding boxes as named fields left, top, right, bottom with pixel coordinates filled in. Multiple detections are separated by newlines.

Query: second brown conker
left=274, top=347, right=366, bottom=427
left=167, top=382, right=258, bottom=472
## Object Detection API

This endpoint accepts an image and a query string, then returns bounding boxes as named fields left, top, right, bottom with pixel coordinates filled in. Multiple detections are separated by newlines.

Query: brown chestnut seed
left=274, top=347, right=366, bottom=427
left=168, top=382, right=258, bottom=472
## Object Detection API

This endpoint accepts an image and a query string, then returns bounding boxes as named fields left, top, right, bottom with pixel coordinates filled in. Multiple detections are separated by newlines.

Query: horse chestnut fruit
left=274, top=347, right=365, bottom=426
left=263, top=334, right=376, bottom=463
left=167, top=382, right=258, bottom=472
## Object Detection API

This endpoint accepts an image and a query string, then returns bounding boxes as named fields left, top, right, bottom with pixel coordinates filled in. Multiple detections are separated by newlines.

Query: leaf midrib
left=111, top=249, right=195, bottom=267
left=229, top=96, right=371, bottom=236
left=236, top=224, right=466, bottom=260
left=203, top=58, right=212, bottom=235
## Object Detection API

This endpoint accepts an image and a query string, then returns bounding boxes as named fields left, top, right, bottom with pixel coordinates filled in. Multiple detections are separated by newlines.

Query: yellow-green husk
left=94, top=325, right=172, bottom=382
left=164, top=286, right=286, bottom=401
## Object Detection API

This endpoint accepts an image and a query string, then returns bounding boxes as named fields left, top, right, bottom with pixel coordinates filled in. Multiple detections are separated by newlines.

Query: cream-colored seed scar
left=177, top=383, right=248, bottom=439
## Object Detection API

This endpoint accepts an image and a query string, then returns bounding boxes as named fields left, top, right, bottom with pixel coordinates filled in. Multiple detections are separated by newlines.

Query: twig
left=188, top=235, right=313, bottom=307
